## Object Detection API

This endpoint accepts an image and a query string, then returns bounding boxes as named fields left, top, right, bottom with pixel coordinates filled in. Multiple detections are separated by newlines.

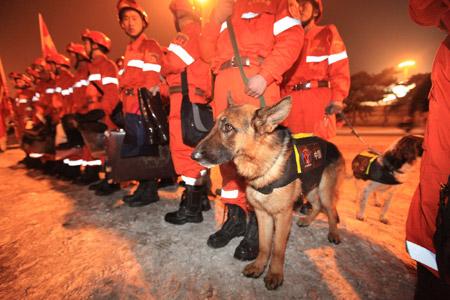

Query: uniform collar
left=129, top=33, right=147, bottom=51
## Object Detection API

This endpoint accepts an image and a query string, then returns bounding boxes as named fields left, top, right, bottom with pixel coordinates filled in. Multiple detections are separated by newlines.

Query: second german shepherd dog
left=192, top=95, right=345, bottom=290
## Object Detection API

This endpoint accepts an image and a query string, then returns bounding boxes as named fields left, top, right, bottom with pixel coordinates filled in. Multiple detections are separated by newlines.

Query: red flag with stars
left=38, top=13, right=58, bottom=57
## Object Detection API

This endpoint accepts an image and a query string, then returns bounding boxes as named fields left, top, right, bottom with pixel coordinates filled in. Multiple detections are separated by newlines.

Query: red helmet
left=9, top=72, right=33, bottom=85
left=66, top=42, right=89, bottom=60
left=169, top=0, right=201, bottom=20
left=117, top=0, right=149, bottom=25
left=46, top=53, right=71, bottom=67
left=82, top=29, right=112, bottom=51
left=32, top=57, right=47, bottom=68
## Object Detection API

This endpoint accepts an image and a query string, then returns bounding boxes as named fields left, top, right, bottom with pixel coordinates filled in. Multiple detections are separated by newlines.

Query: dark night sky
left=0, top=0, right=446, bottom=85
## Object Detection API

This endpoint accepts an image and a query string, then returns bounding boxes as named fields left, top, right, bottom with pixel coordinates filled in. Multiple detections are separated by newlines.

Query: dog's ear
left=252, top=96, right=292, bottom=135
left=226, top=91, right=234, bottom=108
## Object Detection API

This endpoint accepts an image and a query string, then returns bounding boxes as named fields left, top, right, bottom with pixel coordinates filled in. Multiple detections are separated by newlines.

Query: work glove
left=325, top=101, right=344, bottom=115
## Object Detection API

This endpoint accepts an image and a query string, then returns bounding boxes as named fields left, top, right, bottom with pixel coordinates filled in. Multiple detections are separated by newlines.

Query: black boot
left=61, top=165, right=81, bottom=181
left=95, top=180, right=120, bottom=196
left=207, top=204, right=246, bottom=248
left=157, top=177, right=178, bottom=190
left=74, top=165, right=100, bottom=185
left=124, top=180, right=159, bottom=207
left=234, top=211, right=259, bottom=261
left=165, top=185, right=204, bottom=225
left=89, top=178, right=106, bottom=190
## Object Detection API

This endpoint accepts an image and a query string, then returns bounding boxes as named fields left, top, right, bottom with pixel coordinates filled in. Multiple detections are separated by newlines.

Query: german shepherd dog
left=192, top=96, right=345, bottom=290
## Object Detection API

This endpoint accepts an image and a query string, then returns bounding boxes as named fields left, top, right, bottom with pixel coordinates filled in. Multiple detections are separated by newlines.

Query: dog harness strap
left=253, top=152, right=298, bottom=195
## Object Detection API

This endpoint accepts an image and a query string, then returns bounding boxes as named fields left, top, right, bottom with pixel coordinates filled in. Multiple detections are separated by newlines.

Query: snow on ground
left=0, top=133, right=417, bottom=299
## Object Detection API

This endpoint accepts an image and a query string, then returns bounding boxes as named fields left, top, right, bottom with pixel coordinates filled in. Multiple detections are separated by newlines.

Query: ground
left=0, top=131, right=420, bottom=299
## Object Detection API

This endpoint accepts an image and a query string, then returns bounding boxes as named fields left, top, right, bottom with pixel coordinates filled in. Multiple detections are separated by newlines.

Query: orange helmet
left=117, top=0, right=149, bottom=25
left=82, top=29, right=112, bottom=51
left=9, top=72, right=33, bottom=86
left=66, top=42, right=89, bottom=60
left=32, top=57, right=47, bottom=68
left=169, top=0, right=201, bottom=20
left=46, top=53, right=71, bottom=67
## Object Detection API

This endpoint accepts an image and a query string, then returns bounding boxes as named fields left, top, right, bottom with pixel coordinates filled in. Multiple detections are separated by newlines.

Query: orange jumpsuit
left=62, top=62, right=90, bottom=167
left=405, top=0, right=450, bottom=277
left=120, top=33, right=162, bottom=114
left=12, top=88, right=35, bottom=138
left=162, top=22, right=209, bottom=185
left=201, top=0, right=303, bottom=210
left=282, top=23, right=350, bottom=139
left=86, top=53, right=120, bottom=129
left=53, top=68, right=74, bottom=119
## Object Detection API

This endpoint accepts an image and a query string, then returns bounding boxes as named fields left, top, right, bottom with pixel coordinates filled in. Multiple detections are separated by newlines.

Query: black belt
left=168, top=86, right=206, bottom=97
left=291, top=80, right=330, bottom=91
left=219, top=56, right=264, bottom=71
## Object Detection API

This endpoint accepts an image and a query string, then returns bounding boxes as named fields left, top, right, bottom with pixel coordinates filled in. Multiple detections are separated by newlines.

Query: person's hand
left=325, top=101, right=344, bottom=115
left=211, top=0, right=235, bottom=24
left=148, top=86, right=160, bottom=96
left=245, top=74, right=267, bottom=98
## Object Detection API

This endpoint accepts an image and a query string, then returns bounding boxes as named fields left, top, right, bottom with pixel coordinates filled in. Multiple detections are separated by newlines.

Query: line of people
left=3, top=0, right=350, bottom=262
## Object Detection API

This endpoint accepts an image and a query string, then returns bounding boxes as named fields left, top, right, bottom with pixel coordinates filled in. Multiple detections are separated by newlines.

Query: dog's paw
left=264, top=272, right=284, bottom=290
left=356, top=213, right=365, bottom=221
left=328, top=232, right=341, bottom=244
left=242, top=262, right=265, bottom=278
left=379, top=217, right=390, bottom=224
left=296, top=217, right=310, bottom=227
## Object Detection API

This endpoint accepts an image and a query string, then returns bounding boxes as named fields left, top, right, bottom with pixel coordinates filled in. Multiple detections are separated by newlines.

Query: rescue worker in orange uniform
left=405, top=0, right=450, bottom=297
left=8, top=72, right=35, bottom=141
left=282, top=0, right=350, bottom=140
left=46, top=52, right=84, bottom=179
left=65, top=42, right=100, bottom=185
left=162, top=0, right=211, bottom=225
left=81, top=29, right=121, bottom=195
left=200, top=0, right=303, bottom=260
left=117, top=0, right=164, bottom=207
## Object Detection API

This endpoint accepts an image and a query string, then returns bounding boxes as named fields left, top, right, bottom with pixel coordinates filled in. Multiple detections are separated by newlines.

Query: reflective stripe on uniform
left=306, top=55, right=329, bottom=63
left=273, top=16, right=301, bottom=36
left=82, top=160, right=102, bottom=166
left=328, top=51, right=348, bottom=64
left=306, top=51, right=348, bottom=64
left=220, top=22, right=227, bottom=33
left=181, top=175, right=202, bottom=186
left=406, top=241, right=438, bottom=271
left=118, top=69, right=124, bottom=76
left=17, top=99, right=28, bottom=104
left=102, top=77, right=119, bottom=85
left=88, top=74, right=101, bottom=81
left=220, top=189, right=239, bottom=199
left=29, top=153, right=44, bottom=158
left=127, top=59, right=145, bottom=69
left=168, top=43, right=195, bottom=66
left=45, top=88, right=55, bottom=94
left=63, top=159, right=84, bottom=166
left=143, top=63, right=161, bottom=72
left=241, top=12, right=259, bottom=19
left=55, top=87, right=62, bottom=93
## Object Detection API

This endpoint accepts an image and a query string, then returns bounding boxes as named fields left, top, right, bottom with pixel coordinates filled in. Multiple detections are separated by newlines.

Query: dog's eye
left=223, top=123, right=234, bottom=133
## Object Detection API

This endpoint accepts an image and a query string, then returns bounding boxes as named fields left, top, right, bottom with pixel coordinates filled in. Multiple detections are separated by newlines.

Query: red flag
left=38, top=13, right=58, bottom=58
left=0, top=57, right=9, bottom=98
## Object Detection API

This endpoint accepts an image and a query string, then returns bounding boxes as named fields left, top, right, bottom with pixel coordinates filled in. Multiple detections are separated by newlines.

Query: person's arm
left=409, top=0, right=449, bottom=28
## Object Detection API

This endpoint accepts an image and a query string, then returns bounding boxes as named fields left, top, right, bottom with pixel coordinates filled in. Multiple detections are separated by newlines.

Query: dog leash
left=336, top=111, right=381, bottom=154
left=226, top=17, right=266, bottom=108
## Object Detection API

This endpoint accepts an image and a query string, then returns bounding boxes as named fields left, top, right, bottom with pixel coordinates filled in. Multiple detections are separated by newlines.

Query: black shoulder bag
left=180, top=69, right=214, bottom=147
